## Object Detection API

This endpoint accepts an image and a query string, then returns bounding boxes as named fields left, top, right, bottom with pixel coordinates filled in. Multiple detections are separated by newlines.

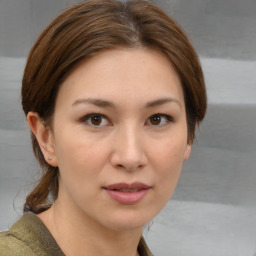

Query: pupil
left=91, top=115, right=102, bottom=125
left=151, top=115, right=161, bottom=125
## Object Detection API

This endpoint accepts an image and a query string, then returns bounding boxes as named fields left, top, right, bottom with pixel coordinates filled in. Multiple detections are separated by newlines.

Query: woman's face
left=49, top=48, right=191, bottom=231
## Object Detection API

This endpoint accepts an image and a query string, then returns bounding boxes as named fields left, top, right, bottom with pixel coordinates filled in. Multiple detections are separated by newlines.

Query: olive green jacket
left=0, top=212, right=64, bottom=256
left=0, top=212, right=152, bottom=256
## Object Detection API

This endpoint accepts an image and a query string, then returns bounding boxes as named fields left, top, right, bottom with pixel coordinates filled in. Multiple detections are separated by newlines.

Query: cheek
left=151, top=138, right=187, bottom=196
left=55, top=139, right=108, bottom=205
left=54, top=133, right=109, bottom=185
left=152, top=134, right=187, bottom=167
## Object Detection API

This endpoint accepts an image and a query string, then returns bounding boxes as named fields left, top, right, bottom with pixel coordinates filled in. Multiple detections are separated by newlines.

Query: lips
left=105, top=182, right=150, bottom=191
left=103, top=182, right=151, bottom=205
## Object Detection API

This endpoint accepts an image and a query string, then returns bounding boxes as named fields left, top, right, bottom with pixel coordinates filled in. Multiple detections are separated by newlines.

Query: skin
left=27, top=48, right=192, bottom=256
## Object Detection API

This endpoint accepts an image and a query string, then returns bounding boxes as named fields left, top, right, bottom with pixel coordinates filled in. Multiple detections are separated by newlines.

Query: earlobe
left=27, top=112, right=58, bottom=167
left=183, top=144, right=192, bottom=161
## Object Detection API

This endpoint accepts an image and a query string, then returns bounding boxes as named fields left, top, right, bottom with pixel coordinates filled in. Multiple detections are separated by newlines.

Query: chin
left=99, top=208, right=157, bottom=232
left=105, top=219, right=146, bottom=232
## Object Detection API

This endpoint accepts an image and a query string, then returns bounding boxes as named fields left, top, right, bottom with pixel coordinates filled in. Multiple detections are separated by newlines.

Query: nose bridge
left=111, top=122, right=146, bottom=170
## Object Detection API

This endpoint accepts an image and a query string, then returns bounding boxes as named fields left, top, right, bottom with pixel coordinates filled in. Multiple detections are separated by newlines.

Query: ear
left=183, top=144, right=192, bottom=161
left=27, top=112, right=58, bottom=167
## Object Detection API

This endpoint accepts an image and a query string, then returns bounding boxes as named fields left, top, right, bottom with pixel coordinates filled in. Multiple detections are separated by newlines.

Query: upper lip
left=104, top=182, right=150, bottom=190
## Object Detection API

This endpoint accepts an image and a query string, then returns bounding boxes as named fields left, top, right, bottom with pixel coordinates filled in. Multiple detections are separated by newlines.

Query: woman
left=0, top=0, right=207, bottom=255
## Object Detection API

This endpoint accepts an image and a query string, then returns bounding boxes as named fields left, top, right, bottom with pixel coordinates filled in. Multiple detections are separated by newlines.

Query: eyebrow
left=72, top=98, right=115, bottom=108
left=72, top=97, right=181, bottom=109
left=145, top=98, right=181, bottom=108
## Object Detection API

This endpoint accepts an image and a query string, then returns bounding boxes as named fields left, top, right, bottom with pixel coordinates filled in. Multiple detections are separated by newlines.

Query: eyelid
left=79, top=113, right=174, bottom=127
left=80, top=113, right=111, bottom=127
left=146, top=113, right=174, bottom=126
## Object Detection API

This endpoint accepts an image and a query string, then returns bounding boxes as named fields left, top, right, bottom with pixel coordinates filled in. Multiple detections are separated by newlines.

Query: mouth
left=103, top=182, right=151, bottom=205
left=112, top=188, right=141, bottom=192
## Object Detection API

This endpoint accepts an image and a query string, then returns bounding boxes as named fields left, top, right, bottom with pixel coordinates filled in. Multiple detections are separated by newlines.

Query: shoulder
left=0, top=230, right=35, bottom=256
left=0, top=212, right=64, bottom=256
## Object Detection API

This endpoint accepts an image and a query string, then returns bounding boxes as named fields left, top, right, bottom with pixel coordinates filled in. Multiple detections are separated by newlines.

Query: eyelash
left=79, top=113, right=174, bottom=127
left=146, top=114, right=174, bottom=126
left=80, top=113, right=111, bottom=127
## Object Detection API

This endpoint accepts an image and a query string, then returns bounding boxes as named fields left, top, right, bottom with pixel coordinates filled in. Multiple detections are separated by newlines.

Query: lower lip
left=105, top=189, right=150, bottom=205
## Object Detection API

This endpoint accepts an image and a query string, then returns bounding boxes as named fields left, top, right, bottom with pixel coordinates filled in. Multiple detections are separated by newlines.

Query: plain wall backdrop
left=0, top=0, right=256, bottom=255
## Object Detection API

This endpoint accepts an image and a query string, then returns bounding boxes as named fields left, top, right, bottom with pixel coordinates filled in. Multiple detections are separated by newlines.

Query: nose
left=110, top=125, right=147, bottom=171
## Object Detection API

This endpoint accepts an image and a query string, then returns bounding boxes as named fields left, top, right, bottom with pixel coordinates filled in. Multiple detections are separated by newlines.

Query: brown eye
left=90, top=115, right=102, bottom=125
left=150, top=115, right=161, bottom=125
left=147, top=114, right=173, bottom=126
left=81, top=114, right=109, bottom=127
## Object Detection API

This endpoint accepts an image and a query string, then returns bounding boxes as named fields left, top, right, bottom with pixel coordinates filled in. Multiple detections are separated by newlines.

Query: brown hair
left=22, top=0, right=206, bottom=254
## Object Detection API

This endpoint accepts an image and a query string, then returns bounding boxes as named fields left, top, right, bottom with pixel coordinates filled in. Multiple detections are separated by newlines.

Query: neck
left=38, top=201, right=142, bottom=256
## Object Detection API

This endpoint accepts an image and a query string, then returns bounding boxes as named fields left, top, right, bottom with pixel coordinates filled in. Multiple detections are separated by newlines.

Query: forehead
left=56, top=48, right=184, bottom=108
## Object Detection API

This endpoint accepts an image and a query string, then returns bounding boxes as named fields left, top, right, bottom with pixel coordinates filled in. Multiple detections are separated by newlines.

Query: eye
left=81, top=114, right=110, bottom=127
left=147, top=114, right=173, bottom=126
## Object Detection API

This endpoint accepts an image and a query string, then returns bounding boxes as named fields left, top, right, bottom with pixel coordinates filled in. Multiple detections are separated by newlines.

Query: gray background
left=0, top=0, right=256, bottom=255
